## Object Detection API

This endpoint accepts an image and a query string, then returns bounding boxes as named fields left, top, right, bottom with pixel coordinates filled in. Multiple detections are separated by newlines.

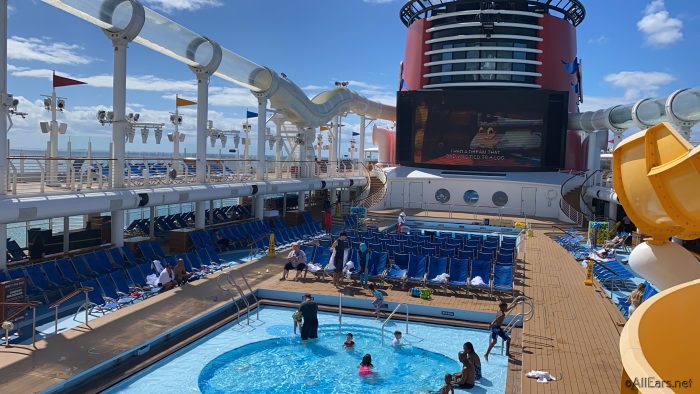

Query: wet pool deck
left=0, top=216, right=625, bottom=394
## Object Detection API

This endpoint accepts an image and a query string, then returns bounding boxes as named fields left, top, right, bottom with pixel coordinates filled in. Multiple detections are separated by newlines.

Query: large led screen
left=396, top=90, right=568, bottom=171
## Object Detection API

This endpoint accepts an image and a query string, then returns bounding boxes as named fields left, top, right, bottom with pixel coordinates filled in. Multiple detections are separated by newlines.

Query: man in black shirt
left=299, top=293, right=319, bottom=340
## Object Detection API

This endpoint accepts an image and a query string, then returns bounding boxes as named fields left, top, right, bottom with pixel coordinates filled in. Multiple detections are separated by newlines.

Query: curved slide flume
left=41, top=0, right=396, bottom=127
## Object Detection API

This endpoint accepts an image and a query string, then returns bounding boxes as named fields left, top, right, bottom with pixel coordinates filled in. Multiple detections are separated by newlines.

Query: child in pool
left=358, top=353, right=374, bottom=376
left=344, top=333, right=355, bottom=348
left=439, top=373, right=455, bottom=394
left=292, top=310, right=302, bottom=334
left=392, top=330, right=402, bottom=347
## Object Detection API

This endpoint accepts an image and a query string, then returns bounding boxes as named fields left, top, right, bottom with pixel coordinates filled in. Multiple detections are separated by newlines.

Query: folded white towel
left=470, top=276, right=486, bottom=287
left=307, top=263, right=323, bottom=273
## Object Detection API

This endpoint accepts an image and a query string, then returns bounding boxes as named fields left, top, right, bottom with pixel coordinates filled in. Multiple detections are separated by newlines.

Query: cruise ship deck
left=0, top=214, right=625, bottom=394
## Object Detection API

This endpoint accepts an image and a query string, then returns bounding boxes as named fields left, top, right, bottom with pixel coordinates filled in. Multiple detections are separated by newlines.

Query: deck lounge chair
left=97, top=274, right=136, bottom=307
left=406, top=255, right=427, bottom=284
left=469, top=259, right=491, bottom=292
left=492, top=264, right=515, bottom=297
left=447, top=258, right=469, bottom=293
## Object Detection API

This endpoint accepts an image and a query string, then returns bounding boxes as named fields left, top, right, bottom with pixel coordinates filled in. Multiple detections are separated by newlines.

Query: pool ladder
left=500, top=296, right=535, bottom=355
left=216, top=270, right=260, bottom=325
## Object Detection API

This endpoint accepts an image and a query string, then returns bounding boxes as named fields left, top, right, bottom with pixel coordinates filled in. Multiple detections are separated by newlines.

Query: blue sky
left=5, top=0, right=700, bottom=155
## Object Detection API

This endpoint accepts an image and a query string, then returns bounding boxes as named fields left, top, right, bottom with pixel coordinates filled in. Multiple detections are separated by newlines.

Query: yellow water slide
left=614, top=123, right=700, bottom=392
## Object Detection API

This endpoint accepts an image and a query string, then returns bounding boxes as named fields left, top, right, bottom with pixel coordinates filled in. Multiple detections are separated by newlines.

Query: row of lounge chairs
left=0, top=240, right=232, bottom=321
left=299, top=243, right=516, bottom=296
left=127, top=205, right=251, bottom=237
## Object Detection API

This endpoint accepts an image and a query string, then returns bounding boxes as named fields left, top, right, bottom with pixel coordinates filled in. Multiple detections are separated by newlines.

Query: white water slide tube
left=569, top=87, right=700, bottom=132
left=41, top=0, right=396, bottom=127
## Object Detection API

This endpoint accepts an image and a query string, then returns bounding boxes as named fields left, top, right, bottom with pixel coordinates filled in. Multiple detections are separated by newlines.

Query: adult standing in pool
left=299, top=293, right=319, bottom=340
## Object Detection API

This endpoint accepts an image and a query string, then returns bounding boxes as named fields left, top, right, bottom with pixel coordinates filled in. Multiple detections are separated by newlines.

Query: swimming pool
left=104, top=306, right=508, bottom=393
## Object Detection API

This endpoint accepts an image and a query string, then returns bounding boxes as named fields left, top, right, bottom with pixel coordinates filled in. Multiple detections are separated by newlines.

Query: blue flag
left=246, top=110, right=258, bottom=119
left=352, top=132, right=360, bottom=136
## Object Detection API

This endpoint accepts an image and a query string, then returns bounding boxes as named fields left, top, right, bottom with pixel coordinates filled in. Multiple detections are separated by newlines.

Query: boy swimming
left=392, top=330, right=403, bottom=347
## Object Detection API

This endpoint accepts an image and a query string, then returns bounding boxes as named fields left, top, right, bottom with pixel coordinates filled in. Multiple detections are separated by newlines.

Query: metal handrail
left=216, top=274, right=243, bottom=326
left=500, top=296, right=535, bottom=355
left=338, top=291, right=343, bottom=333
left=231, top=271, right=259, bottom=321
left=1, top=301, right=41, bottom=347
left=226, top=275, right=252, bottom=325
left=48, top=287, right=93, bottom=335
left=381, top=303, right=409, bottom=345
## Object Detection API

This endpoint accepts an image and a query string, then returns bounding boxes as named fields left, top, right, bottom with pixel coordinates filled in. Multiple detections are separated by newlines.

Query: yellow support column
left=583, top=258, right=594, bottom=286
left=268, top=233, right=275, bottom=257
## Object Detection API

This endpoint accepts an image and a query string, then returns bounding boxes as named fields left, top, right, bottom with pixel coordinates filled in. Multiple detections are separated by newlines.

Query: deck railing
left=5, top=158, right=367, bottom=196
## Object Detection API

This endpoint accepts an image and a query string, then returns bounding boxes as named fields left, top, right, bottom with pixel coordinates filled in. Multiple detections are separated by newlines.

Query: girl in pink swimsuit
left=358, top=353, right=374, bottom=376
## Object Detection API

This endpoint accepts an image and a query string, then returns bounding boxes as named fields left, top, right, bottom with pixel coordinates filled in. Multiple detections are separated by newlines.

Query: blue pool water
left=105, top=307, right=508, bottom=394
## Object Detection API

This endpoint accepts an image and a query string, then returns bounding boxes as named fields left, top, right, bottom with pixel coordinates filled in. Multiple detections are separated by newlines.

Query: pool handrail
left=338, top=291, right=342, bottom=333
left=501, top=296, right=535, bottom=355
left=1, top=300, right=41, bottom=347
left=381, top=303, right=409, bottom=345
left=47, top=286, right=93, bottom=335
left=230, top=270, right=259, bottom=321
left=215, top=274, right=243, bottom=326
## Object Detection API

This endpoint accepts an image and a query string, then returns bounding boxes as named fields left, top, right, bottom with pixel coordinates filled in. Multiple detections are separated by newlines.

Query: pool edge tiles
left=103, top=306, right=509, bottom=394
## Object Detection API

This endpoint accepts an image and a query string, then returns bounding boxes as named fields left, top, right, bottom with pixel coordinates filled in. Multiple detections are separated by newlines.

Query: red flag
left=53, top=73, right=86, bottom=88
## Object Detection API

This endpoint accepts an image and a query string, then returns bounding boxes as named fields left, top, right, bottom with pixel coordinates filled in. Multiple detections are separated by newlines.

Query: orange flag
left=320, top=125, right=330, bottom=131
left=176, top=97, right=197, bottom=107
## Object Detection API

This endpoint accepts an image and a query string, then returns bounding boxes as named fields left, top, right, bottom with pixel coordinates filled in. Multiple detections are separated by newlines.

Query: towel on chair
left=470, top=276, right=486, bottom=287
left=152, top=260, right=164, bottom=274
left=431, top=273, right=450, bottom=284
left=307, top=263, right=323, bottom=273
left=146, top=274, right=159, bottom=287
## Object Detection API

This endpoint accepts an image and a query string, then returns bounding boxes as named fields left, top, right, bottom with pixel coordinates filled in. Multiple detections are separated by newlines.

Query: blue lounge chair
left=393, top=253, right=409, bottom=270
left=447, top=258, right=469, bottom=292
left=79, top=279, right=120, bottom=316
left=97, top=274, right=135, bottom=307
left=367, top=251, right=389, bottom=282
left=492, top=264, right=515, bottom=296
left=41, top=260, right=74, bottom=290
left=469, top=259, right=491, bottom=292
left=426, top=256, right=449, bottom=285
left=406, top=255, right=427, bottom=284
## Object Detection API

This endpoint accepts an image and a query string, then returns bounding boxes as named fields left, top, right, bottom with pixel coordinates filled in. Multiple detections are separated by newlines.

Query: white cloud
left=587, top=35, right=608, bottom=45
left=142, top=0, right=222, bottom=12
left=8, top=36, right=96, bottom=65
left=604, top=71, right=675, bottom=100
left=638, top=0, right=683, bottom=46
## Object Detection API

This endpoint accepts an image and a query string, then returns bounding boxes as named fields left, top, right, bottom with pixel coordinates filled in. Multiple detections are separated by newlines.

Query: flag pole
left=49, top=70, right=59, bottom=185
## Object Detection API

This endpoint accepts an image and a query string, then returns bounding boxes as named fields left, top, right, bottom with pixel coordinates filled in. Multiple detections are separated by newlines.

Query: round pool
left=198, top=324, right=460, bottom=394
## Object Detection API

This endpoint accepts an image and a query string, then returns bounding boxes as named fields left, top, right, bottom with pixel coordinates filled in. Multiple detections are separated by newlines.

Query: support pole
left=109, top=37, right=128, bottom=247
left=63, top=216, right=70, bottom=253
left=359, top=115, right=366, bottom=166
left=48, top=89, right=59, bottom=185
left=149, top=206, right=155, bottom=238
left=330, top=118, right=338, bottom=176
left=0, top=0, right=8, bottom=271
left=194, top=73, right=209, bottom=230
left=255, top=95, right=267, bottom=220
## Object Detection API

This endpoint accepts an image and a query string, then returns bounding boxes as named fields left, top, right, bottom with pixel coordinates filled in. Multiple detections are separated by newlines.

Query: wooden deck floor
left=0, top=224, right=626, bottom=394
